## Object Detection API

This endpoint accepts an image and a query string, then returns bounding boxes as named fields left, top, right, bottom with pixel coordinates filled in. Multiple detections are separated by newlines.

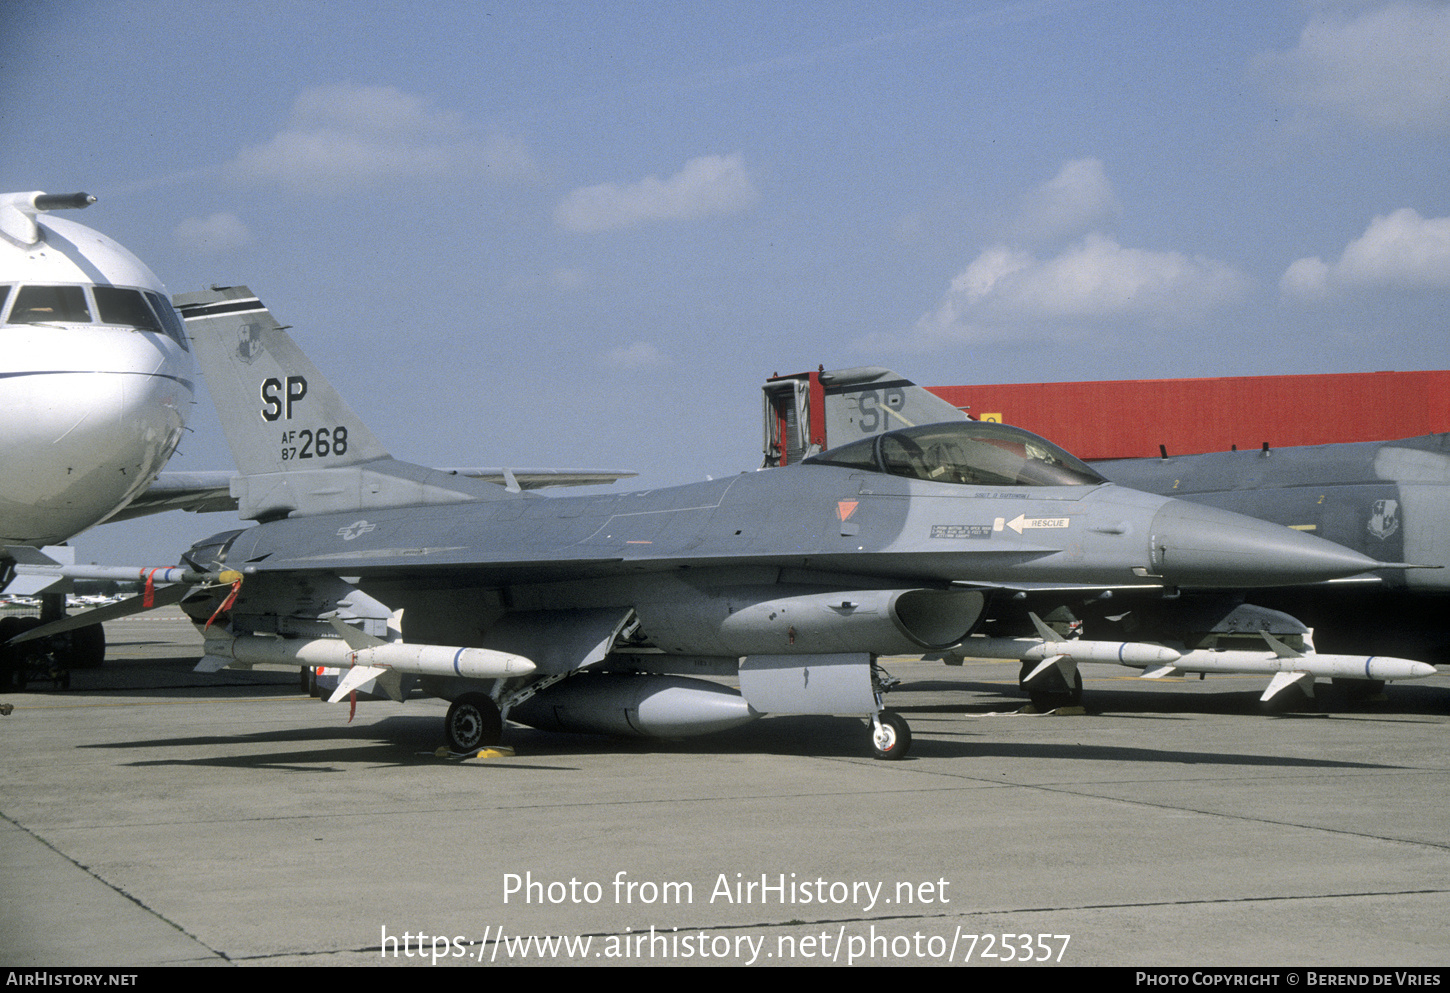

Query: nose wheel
left=870, top=710, right=911, bottom=760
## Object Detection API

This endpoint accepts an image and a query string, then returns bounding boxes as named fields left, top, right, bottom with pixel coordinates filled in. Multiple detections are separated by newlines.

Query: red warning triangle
left=837, top=500, right=859, bottom=521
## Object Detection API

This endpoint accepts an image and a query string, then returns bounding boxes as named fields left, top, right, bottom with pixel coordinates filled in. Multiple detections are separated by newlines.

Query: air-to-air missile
left=951, top=611, right=1435, bottom=706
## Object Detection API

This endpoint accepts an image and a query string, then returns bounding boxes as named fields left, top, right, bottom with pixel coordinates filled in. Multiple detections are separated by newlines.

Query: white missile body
left=963, top=636, right=1181, bottom=666
left=950, top=612, right=1181, bottom=692
left=1133, top=645, right=1436, bottom=701
left=199, top=633, right=536, bottom=698
left=952, top=613, right=1436, bottom=705
left=1136, top=649, right=1434, bottom=682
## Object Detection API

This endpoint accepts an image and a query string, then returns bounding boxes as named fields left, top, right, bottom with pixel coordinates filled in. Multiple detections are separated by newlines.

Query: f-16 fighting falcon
left=166, top=288, right=1393, bottom=759
left=761, top=367, right=1439, bottom=708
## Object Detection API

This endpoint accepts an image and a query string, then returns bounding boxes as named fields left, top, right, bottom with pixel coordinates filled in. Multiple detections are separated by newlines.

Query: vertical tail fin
left=174, top=285, right=390, bottom=475
left=763, top=367, right=969, bottom=465
left=175, top=285, right=507, bottom=520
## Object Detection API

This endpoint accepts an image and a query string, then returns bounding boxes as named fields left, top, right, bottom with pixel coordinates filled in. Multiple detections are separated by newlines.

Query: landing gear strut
left=868, top=660, right=911, bottom=759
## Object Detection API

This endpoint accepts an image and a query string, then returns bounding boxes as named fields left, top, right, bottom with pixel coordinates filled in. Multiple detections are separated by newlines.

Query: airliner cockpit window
left=9, top=285, right=92, bottom=324
left=0, top=285, right=11, bottom=316
left=94, top=286, right=166, bottom=333
left=805, top=422, right=1106, bottom=487
left=143, top=290, right=191, bottom=351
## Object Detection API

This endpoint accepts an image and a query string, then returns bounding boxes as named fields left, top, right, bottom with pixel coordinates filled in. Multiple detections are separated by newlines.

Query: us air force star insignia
left=337, top=520, right=377, bottom=541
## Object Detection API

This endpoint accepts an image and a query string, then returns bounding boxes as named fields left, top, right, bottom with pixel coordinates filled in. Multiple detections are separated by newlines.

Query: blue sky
left=4, top=0, right=1449, bottom=565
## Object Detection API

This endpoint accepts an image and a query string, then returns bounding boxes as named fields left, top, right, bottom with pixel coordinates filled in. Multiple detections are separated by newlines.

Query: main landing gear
left=444, top=692, right=504, bottom=752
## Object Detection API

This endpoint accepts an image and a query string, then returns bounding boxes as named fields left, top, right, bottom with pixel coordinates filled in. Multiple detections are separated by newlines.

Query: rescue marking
left=1005, top=514, right=1070, bottom=534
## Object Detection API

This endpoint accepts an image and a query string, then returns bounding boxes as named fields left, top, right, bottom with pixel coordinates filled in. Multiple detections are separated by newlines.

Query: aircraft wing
left=104, top=467, right=638, bottom=524
left=104, top=471, right=239, bottom=521
left=438, top=467, right=636, bottom=488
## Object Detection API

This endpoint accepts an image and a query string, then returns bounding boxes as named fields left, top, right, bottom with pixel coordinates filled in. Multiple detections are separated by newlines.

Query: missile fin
left=328, top=617, right=386, bottom=650
left=327, top=665, right=392, bottom=703
left=1024, top=654, right=1077, bottom=686
left=1140, top=664, right=1181, bottom=679
left=1261, top=670, right=1314, bottom=702
left=1027, top=612, right=1059, bottom=642
left=1259, top=630, right=1304, bottom=659
left=194, top=653, right=235, bottom=673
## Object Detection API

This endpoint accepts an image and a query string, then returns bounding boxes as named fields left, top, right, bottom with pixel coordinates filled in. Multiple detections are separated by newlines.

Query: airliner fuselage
left=0, top=193, right=194, bottom=547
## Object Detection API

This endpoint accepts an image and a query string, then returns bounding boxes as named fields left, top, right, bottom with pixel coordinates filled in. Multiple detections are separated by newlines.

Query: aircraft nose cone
left=1148, top=499, right=1383, bottom=587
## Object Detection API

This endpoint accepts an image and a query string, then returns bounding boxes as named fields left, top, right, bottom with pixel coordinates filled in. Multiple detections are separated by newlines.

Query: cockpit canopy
left=0, top=282, right=189, bottom=350
left=804, top=421, right=1107, bottom=488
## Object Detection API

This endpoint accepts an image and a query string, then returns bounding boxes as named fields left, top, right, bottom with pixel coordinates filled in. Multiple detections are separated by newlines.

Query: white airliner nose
left=1, top=340, right=189, bottom=545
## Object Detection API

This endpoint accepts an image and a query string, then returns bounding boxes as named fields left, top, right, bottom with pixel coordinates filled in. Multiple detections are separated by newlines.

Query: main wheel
left=445, top=693, right=503, bottom=752
left=870, top=710, right=912, bottom=760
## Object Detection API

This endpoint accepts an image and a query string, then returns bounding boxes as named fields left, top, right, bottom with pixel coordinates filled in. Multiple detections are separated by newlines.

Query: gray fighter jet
left=167, top=289, right=1391, bottom=758
left=762, top=367, right=1442, bottom=705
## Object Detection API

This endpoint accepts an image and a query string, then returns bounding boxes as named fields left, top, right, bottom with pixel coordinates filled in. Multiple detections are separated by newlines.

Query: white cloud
left=1279, top=255, right=1333, bottom=301
left=867, top=159, right=1248, bottom=352
left=1010, top=157, right=1120, bottom=244
left=911, top=235, right=1249, bottom=345
left=172, top=213, right=251, bottom=254
left=601, top=341, right=667, bottom=369
left=1258, top=2, right=1450, bottom=130
left=1283, top=207, right=1450, bottom=300
left=229, top=85, right=538, bottom=192
left=554, top=153, right=758, bottom=233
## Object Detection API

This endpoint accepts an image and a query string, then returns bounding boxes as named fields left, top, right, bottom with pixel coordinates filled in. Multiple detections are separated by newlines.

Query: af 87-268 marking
left=279, top=426, right=349, bottom=461
left=262, top=373, right=352, bottom=460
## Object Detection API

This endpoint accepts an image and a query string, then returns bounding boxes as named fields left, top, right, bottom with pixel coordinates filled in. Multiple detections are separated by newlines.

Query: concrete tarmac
left=2, top=608, right=1447, bottom=967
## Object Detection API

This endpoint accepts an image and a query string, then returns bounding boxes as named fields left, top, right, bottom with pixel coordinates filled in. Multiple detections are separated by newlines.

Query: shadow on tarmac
left=71, top=708, right=1419, bottom=772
